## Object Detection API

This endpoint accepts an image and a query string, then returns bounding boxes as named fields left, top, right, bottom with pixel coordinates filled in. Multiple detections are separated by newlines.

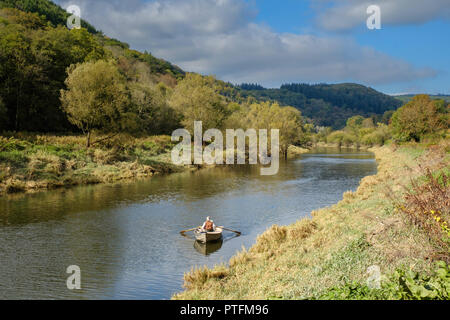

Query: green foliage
left=327, top=130, right=357, bottom=147
left=0, top=2, right=183, bottom=134
left=318, top=262, right=449, bottom=300
left=245, top=101, right=305, bottom=156
left=0, top=8, right=106, bottom=132
left=129, top=81, right=180, bottom=135
left=169, top=73, right=228, bottom=133
left=240, top=83, right=401, bottom=129
left=0, top=0, right=97, bottom=33
left=391, top=95, right=449, bottom=142
left=60, top=60, right=131, bottom=146
left=360, top=124, right=390, bottom=146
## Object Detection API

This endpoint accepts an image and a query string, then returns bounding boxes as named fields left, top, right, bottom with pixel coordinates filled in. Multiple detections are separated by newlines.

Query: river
left=0, top=148, right=377, bottom=299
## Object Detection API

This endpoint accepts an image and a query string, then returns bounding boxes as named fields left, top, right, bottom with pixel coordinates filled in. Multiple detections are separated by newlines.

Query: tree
left=0, top=96, right=7, bottom=131
left=246, top=101, right=304, bottom=159
left=60, top=60, right=130, bottom=147
left=0, top=8, right=106, bottom=132
left=129, top=81, right=179, bottom=135
left=391, top=95, right=449, bottom=142
left=169, top=73, right=227, bottom=133
left=273, top=106, right=304, bottom=159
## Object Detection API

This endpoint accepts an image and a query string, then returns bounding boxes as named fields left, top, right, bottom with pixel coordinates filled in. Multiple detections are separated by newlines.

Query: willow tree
left=60, top=60, right=130, bottom=147
left=169, top=73, right=227, bottom=133
left=246, top=101, right=304, bottom=159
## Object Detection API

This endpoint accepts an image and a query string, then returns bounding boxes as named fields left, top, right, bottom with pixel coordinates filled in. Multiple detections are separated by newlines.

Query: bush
left=391, top=95, right=449, bottom=142
left=317, top=262, right=449, bottom=300
left=392, top=167, right=449, bottom=261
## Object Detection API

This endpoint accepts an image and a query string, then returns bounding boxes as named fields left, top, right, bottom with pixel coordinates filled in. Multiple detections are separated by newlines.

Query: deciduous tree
left=60, top=60, right=130, bottom=147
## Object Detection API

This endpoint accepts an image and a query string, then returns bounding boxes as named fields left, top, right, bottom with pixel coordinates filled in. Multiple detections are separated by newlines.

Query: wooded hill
left=1, top=0, right=406, bottom=133
left=237, top=83, right=403, bottom=129
left=0, top=0, right=184, bottom=133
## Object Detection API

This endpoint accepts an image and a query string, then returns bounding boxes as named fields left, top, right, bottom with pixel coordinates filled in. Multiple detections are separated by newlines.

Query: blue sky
left=254, top=0, right=450, bottom=94
left=57, top=0, right=450, bottom=95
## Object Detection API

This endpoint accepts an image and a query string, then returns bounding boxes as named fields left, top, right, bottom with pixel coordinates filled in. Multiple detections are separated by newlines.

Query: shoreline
left=0, top=134, right=185, bottom=197
left=0, top=133, right=309, bottom=197
left=173, top=141, right=448, bottom=300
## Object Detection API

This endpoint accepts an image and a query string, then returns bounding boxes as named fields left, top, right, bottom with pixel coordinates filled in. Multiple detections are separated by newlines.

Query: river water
left=0, top=148, right=377, bottom=299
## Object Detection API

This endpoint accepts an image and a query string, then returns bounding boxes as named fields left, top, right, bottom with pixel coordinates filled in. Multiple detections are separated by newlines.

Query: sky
left=55, top=0, right=450, bottom=95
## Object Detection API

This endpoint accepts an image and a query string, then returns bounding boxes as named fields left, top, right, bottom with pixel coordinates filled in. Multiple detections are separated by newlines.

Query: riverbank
left=0, top=133, right=185, bottom=195
left=174, top=141, right=449, bottom=299
left=0, top=133, right=309, bottom=196
left=313, top=141, right=371, bottom=150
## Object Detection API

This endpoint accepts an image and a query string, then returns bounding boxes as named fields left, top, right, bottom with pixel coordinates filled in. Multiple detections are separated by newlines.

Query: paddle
left=180, top=226, right=201, bottom=235
left=219, top=226, right=242, bottom=235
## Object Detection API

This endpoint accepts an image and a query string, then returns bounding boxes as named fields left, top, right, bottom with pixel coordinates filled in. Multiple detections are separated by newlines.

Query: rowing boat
left=194, top=227, right=223, bottom=243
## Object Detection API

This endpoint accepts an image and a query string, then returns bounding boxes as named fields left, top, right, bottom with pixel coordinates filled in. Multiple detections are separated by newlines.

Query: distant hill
left=238, top=83, right=402, bottom=129
left=394, top=94, right=450, bottom=104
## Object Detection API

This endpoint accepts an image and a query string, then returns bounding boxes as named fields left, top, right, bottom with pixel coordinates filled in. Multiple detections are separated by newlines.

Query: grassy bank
left=0, top=133, right=184, bottom=195
left=0, top=133, right=309, bottom=196
left=174, top=141, right=449, bottom=300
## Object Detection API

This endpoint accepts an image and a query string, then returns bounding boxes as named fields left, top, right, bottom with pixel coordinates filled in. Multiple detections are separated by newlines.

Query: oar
left=220, top=226, right=242, bottom=236
left=180, top=226, right=201, bottom=235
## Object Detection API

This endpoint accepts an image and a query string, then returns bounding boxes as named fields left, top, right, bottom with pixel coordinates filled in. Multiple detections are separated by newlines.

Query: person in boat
left=201, top=216, right=216, bottom=232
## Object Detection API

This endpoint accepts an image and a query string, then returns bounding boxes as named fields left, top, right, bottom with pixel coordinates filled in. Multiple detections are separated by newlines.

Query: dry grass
left=174, top=141, right=449, bottom=300
left=387, top=147, right=449, bottom=261
left=0, top=133, right=182, bottom=195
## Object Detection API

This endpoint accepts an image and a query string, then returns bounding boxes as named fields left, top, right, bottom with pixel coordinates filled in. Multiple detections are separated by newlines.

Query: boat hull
left=194, top=227, right=223, bottom=243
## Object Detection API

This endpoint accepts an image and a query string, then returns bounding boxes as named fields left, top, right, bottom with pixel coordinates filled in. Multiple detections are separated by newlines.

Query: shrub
left=391, top=95, right=449, bottom=142
left=317, top=262, right=449, bottom=300
left=392, top=168, right=449, bottom=261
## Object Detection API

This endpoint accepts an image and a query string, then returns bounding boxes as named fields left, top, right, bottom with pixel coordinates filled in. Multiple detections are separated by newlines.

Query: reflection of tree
left=0, top=194, right=126, bottom=299
left=0, top=149, right=373, bottom=225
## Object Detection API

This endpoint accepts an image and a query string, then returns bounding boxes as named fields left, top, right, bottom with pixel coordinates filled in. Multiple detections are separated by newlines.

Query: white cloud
left=314, top=0, right=450, bottom=32
left=55, top=0, right=436, bottom=87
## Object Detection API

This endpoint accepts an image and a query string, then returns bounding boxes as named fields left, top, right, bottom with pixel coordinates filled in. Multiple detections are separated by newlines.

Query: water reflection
left=194, top=240, right=223, bottom=256
left=0, top=148, right=377, bottom=299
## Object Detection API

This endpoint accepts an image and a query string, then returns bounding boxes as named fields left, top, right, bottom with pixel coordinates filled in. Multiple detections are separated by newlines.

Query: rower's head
left=206, top=216, right=211, bottom=221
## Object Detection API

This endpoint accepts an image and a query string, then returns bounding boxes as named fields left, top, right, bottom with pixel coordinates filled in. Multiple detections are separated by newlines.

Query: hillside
left=0, top=0, right=184, bottom=132
left=0, top=0, right=408, bottom=133
left=238, top=83, right=402, bottom=129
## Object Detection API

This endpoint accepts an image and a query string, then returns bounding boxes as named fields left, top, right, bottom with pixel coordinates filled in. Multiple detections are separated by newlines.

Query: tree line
left=238, top=83, right=402, bottom=129
left=313, top=94, right=449, bottom=147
